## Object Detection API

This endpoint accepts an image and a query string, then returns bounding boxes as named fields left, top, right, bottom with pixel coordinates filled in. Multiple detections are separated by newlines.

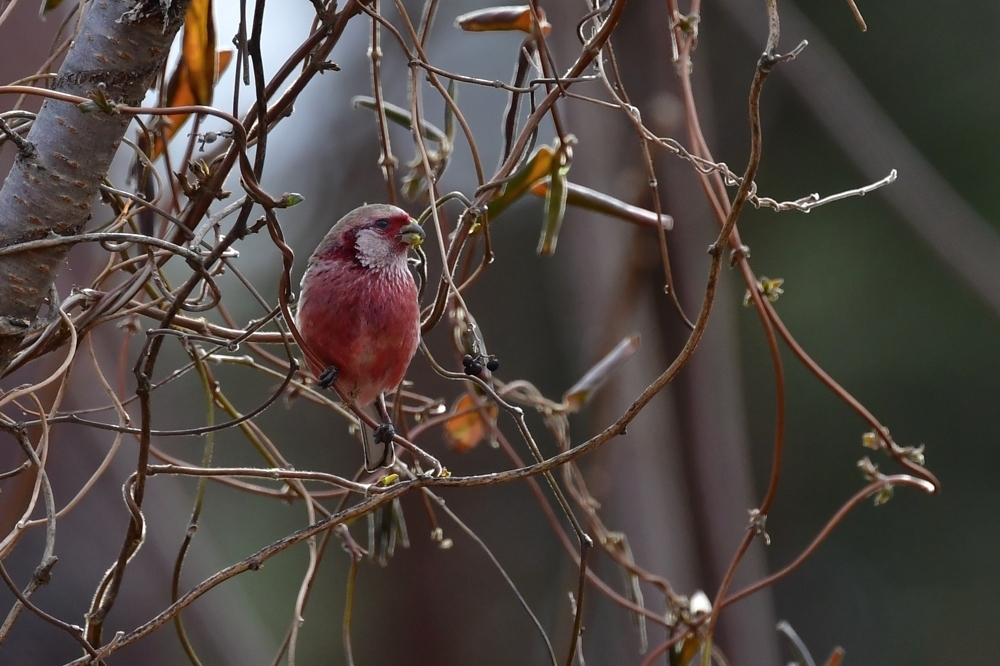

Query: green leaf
left=351, top=96, right=448, bottom=145
left=538, top=141, right=571, bottom=255
left=483, top=144, right=553, bottom=222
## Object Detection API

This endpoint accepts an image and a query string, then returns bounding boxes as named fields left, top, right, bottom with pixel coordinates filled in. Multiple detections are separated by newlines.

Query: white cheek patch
left=355, top=228, right=402, bottom=270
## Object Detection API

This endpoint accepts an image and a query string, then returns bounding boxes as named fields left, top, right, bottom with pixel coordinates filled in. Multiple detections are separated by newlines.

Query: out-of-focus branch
left=719, top=0, right=1000, bottom=323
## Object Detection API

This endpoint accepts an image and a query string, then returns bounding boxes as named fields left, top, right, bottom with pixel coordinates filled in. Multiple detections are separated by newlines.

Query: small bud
left=77, top=100, right=101, bottom=114
left=905, top=445, right=926, bottom=466
left=857, top=456, right=880, bottom=481
left=744, top=276, right=784, bottom=306
left=873, top=485, right=894, bottom=506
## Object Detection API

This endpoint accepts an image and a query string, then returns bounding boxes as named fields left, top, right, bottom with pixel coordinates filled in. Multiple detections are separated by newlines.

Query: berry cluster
left=462, top=353, right=499, bottom=376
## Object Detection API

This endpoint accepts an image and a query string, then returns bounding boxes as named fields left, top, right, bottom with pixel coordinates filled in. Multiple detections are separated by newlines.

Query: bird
left=295, top=204, right=425, bottom=470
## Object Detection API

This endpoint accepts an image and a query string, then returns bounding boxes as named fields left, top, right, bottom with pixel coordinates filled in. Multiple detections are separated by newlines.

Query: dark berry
left=486, top=359, right=500, bottom=372
left=462, top=354, right=474, bottom=368
left=468, top=361, right=483, bottom=376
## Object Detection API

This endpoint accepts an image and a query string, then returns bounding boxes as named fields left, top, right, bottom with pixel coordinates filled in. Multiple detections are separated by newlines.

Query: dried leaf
left=563, top=334, right=640, bottom=412
left=183, top=0, right=217, bottom=105
left=217, top=50, right=234, bottom=79
left=151, top=1, right=233, bottom=160
left=444, top=394, right=498, bottom=452
left=455, top=5, right=551, bottom=36
left=824, top=647, right=846, bottom=666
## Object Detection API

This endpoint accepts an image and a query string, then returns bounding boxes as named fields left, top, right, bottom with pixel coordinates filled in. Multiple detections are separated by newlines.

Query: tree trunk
left=0, top=0, right=191, bottom=374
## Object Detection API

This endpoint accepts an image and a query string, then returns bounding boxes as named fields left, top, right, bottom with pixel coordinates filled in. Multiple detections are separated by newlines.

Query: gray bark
left=0, top=0, right=191, bottom=373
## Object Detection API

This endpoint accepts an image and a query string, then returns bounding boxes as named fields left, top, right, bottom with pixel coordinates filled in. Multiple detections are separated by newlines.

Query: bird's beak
left=398, top=222, right=425, bottom=248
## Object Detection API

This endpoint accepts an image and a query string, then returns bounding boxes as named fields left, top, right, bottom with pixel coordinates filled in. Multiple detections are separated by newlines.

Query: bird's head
left=313, top=204, right=425, bottom=270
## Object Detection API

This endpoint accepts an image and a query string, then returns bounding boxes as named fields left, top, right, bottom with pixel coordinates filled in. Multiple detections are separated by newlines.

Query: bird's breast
left=296, top=259, right=420, bottom=405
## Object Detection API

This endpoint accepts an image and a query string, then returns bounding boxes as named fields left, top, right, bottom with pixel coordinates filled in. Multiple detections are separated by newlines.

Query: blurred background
left=1, top=0, right=998, bottom=664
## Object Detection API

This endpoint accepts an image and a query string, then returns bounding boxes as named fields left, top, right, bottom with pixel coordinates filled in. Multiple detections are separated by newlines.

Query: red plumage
left=296, top=204, right=424, bottom=408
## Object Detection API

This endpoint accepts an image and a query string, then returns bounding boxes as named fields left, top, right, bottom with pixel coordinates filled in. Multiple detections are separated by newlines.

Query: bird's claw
left=373, top=421, right=395, bottom=445
left=364, top=420, right=396, bottom=471
left=318, top=365, right=339, bottom=389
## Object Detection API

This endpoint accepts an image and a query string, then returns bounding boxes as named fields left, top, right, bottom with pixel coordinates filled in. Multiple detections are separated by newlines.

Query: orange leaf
left=151, top=0, right=233, bottom=160
left=444, top=394, right=498, bottom=452
left=217, top=49, right=234, bottom=75
left=455, top=5, right=551, bottom=36
left=183, top=0, right=217, bottom=105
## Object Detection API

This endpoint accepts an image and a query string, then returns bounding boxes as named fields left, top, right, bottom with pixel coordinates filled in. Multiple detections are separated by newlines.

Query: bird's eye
left=374, top=218, right=390, bottom=230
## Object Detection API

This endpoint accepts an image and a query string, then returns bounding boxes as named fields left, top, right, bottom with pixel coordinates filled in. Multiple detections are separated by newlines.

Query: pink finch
left=296, top=204, right=425, bottom=470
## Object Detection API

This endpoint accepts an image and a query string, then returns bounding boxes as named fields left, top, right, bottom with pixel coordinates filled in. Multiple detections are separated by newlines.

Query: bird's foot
left=363, top=419, right=396, bottom=471
left=318, top=365, right=339, bottom=389
left=373, top=420, right=395, bottom=446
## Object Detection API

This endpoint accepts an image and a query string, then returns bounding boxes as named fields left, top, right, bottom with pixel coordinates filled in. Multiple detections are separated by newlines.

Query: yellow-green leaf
left=351, top=96, right=449, bottom=145
left=484, top=145, right=553, bottom=222
left=538, top=141, right=571, bottom=255
left=670, top=634, right=703, bottom=666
